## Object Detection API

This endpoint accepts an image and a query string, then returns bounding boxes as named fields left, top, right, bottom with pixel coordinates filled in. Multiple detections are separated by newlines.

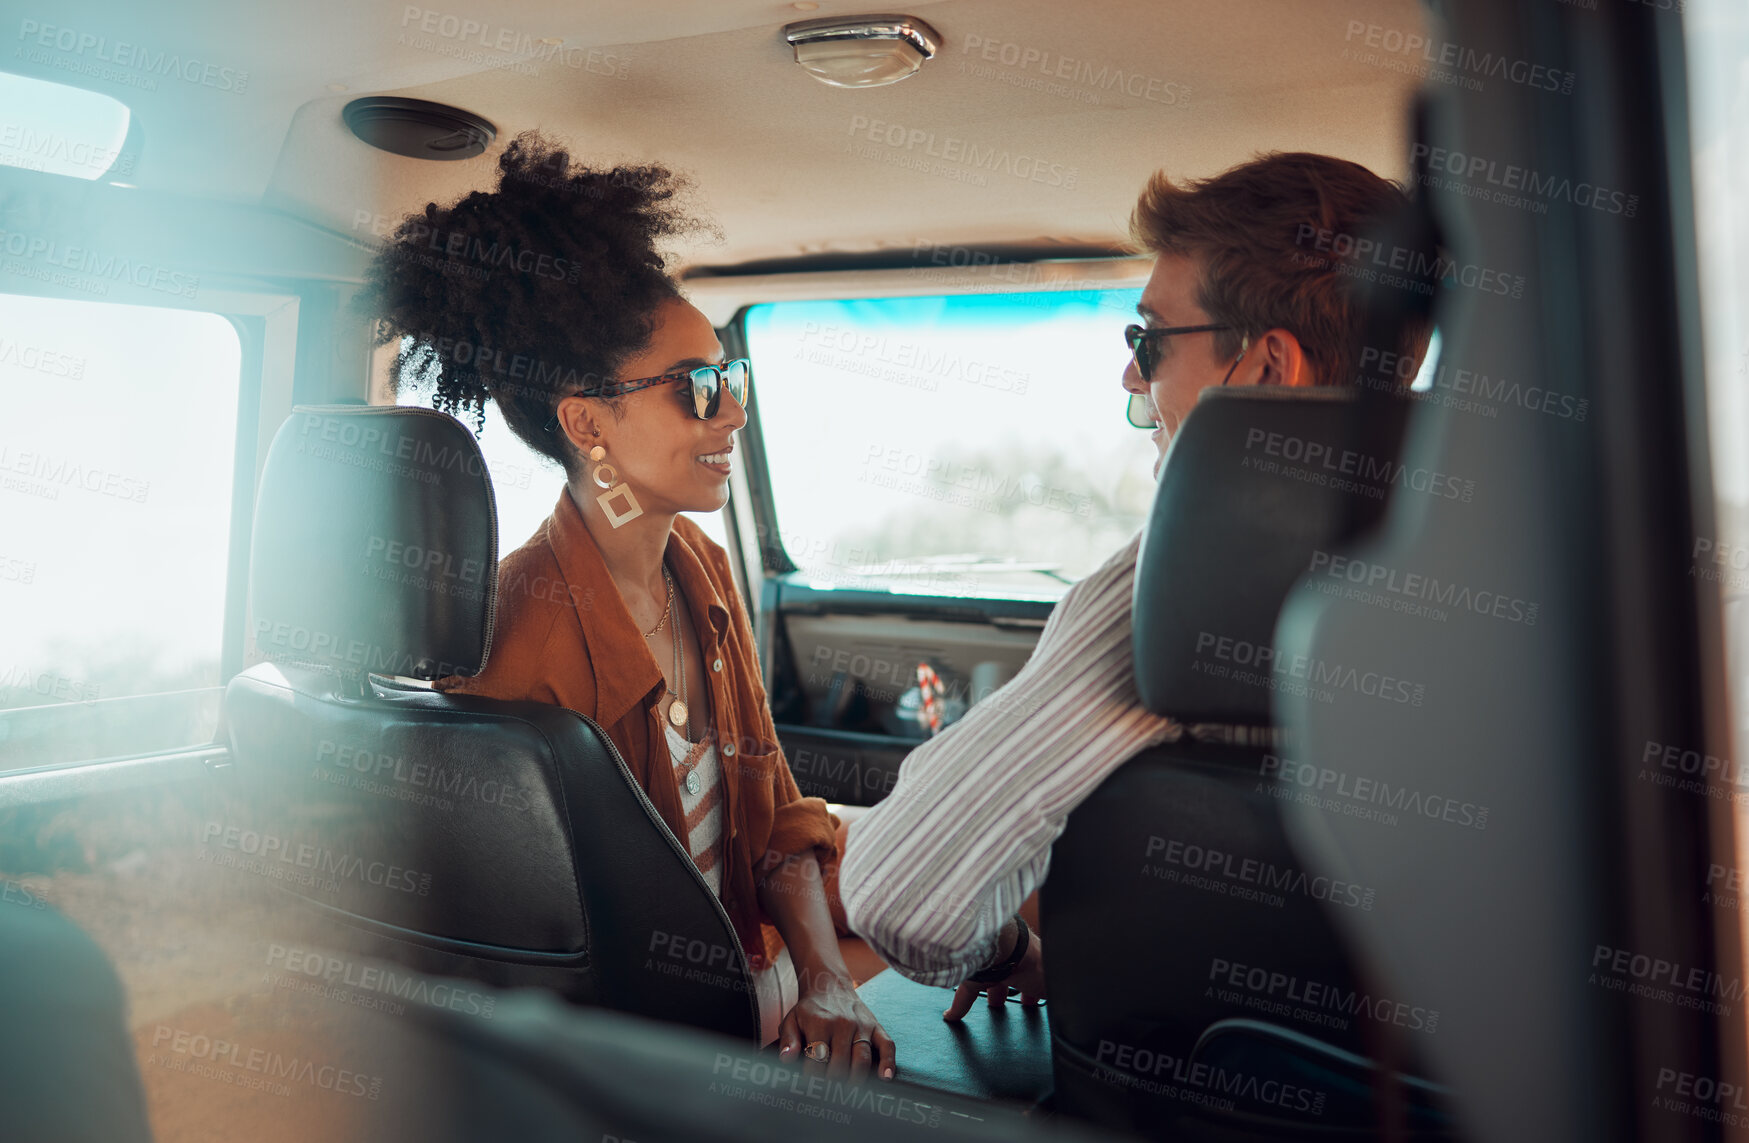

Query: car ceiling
left=24, top=0, right=1426, bottom=271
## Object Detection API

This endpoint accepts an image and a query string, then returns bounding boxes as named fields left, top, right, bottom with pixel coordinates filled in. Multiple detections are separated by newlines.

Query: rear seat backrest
left=219, top=406, right=760, bottom=1042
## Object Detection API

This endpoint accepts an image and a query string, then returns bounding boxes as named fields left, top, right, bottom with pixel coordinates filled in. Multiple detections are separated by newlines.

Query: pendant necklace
left=665, top=567, right=691, bottom=732
left=661, top=566, right=700, bottom=796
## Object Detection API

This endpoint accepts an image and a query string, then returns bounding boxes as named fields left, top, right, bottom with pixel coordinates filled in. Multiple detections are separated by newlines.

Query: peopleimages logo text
left=149, top=1025, right=381, bottom=1097
left=1343, top=21, right=1575, bottom=94
left=1244, top=428, right=1476, bottom=502
left=1208, top=957, right=1440, bottom=1033
left=315, top=738, right=533, bottom=812
left=202, top=822, right=432, bottom=895
left=0, top=229, right=199, bottom=298
left=1592, top=943, right=1743, bottom=1014
left=398, top=6, right=629, bottom=76
left=0, top=444, right=151, bottom=503
left=797, top=322, right=1030, bottom=394
left=296, top=413, right=487, bottom=478
left=958, top=34, right=1190, bottom=106
left=1411, top=144, right=1638, bottom=217
left=1145, top=836, right=1377, bottom=910
left=16, top=20, right=250, bottom=92
left=351, top=212, right=581, bottom=282
left=1196, top=632, right=1426, bottom=707
left=401, top=329, right=602, bottom=393
left=1357, top=346, right=1590, bottom=423
left=846, top=116, right=1078, bottom=188
left=1307, top=550, right=1539, bottom=626
left=1294, top=224, right=1524, bottom=298
left=1261, top=753, right=1490, bottom=830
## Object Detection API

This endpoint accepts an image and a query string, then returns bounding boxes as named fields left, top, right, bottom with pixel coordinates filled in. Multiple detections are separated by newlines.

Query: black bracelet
left=968, top=916, right=1030, bottom=984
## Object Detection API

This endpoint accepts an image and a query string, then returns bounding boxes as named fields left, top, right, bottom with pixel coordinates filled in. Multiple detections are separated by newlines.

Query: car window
left=1683, top=0, right=1749, bottom=766
left=1, top=293, right=239, bottom=708
left=0, top=71, right=131, bottom=181
left=744, top=288, right=1154, bottom=599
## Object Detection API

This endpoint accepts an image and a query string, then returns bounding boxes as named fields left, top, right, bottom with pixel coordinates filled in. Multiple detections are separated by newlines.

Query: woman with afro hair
left=360, top=131, right=895, bottom=1079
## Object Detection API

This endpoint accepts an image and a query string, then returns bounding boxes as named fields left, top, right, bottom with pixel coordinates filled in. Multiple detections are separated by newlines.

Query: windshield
left=744, top=287, right=1154, bottom=599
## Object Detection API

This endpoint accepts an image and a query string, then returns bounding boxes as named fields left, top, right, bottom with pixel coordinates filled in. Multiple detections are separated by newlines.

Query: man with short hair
left=840, top=151, right=1433, bottom=1018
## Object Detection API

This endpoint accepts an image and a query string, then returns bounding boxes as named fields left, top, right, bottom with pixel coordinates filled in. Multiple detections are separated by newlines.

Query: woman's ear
left=555, top=394, right=603, bottom=457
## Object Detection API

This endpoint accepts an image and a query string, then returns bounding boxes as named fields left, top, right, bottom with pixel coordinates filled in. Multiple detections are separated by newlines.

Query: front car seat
left=218, top=405, right=759, bottom=1041
left=1041, top=388, right=1454, bottom=1139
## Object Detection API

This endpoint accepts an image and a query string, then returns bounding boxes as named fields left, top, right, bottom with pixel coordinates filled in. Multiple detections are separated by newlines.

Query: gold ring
left=804, top=1040, right=830, bottom=1062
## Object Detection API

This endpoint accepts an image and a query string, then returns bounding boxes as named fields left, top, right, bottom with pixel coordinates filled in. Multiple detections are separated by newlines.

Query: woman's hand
left=759, top=850, right=898, bottom=1081
left=943, top=932, right=1045, bottom=1022
left=776, top=972, right=897, bottom=1083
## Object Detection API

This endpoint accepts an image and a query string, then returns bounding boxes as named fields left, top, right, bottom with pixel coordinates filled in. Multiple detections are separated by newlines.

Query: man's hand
left=943, top=932, right=1045, bottom=1022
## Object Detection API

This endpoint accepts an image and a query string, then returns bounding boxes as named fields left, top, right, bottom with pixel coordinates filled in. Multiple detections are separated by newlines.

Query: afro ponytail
left=357, top=130, right=712, bottom=471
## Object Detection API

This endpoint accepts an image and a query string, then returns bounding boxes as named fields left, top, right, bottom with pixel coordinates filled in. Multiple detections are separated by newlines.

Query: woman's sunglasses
left=546, top=359, right=752, bottom=429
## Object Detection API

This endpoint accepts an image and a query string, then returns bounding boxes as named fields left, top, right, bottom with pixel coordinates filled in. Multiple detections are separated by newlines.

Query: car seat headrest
left=248, top=406, right=497, bottom=681
left=1134, top=387, right=1409, bottom=725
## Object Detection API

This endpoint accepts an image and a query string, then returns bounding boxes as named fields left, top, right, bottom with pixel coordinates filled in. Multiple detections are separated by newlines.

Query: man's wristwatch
left=968, top=916, right=1030, bottom=984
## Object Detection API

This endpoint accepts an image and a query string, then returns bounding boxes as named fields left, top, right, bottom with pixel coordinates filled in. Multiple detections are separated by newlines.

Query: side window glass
left=1685, top=3, right=1749, bottom=767
left=1, top=294, right=240, bottom=713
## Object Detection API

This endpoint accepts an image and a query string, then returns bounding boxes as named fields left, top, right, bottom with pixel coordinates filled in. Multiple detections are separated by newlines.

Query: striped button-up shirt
left=841, top=530, right=1184, bottom=987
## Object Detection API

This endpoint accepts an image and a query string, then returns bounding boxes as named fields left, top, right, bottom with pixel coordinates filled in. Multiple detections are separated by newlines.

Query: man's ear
left=1253, top=328, right=1315, bottom=388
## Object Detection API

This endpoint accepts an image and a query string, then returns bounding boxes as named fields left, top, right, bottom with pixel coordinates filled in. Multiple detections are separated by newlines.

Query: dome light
left=782, top=14, right=940, bottom=88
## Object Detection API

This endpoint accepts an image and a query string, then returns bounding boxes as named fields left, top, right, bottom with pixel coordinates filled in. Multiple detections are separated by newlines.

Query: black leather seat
left=219, top=405, right=760, bottom=1042
left=1041, top=388, right=1454, bottom=1139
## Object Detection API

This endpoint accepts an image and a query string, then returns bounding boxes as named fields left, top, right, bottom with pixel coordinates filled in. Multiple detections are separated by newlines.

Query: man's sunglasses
left=546, top=358, right=751, bottom=429
left=1124, top=323, right=1233, bottom=382
left=1123, top=323, right=1246, bottom=429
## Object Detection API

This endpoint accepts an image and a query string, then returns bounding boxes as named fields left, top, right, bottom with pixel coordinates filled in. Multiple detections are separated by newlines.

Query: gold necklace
left=666, top=566, right=691, bottom=735
left=642, top=570, right=672, bottom=639
left=663, top=566, right=700, bottom=795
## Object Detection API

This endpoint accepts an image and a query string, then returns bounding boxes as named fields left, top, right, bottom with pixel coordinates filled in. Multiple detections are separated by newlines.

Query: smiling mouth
left=697, top=449, right=733, bottom=465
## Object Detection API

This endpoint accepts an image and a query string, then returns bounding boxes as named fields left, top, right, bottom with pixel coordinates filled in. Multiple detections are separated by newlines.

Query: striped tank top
left=665, top=720, right=793, bottom=1045
left=663, top=722, right=724, bottom=895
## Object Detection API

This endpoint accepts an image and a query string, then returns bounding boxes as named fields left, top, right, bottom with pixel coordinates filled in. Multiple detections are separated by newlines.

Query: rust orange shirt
left=436, top=488, right=836, bottom=969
